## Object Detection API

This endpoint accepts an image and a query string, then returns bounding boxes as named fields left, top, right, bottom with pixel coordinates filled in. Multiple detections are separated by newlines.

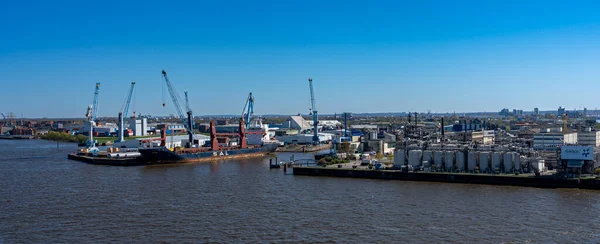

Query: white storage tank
left=444, top=151, right=455, bottom=171
left=455, top=151, right=466, bottom=171
left=532, top=159, right=545, bottom=172
left=433, top=151, right=443, bottom=168
left=370, top=131, right=378, bottom=140
left=492, top=152, right=502, bottom=171
left=479, top=152, right=489, bottom=172
left=503, top=153, right=514, bottom=173
left=408, top=150, right=423, bottom=168
left=468, top=152, right=478, bottom=171
left=423, top=150, right=433, bottom=167
left=394, top=150, right=405, bottom=167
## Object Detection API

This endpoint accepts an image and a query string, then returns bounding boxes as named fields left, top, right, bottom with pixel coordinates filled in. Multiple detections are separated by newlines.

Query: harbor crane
left=308, top=78, right=319, bottom=143
left=161, top=70, right=196, bottom=147
left=184, top=91, right=191, bottom=113
left=84, top=83, right=100, bottom=150
left=184, top=91, right=194, bottom=130
left=122, top=82, right=136, bottom=120
left=92, top=82, right=100, bottom=121
left=116, top=81, right=136, bottom=142
left=241, top=92, right=254, bottom=129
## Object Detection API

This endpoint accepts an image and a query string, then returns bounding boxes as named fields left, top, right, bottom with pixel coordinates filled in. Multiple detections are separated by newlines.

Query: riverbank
left=276, top=144, right=332, bottom=152
left=0, top=135, right=35, bottom=140
left=292, top=167, right=600, bottom=190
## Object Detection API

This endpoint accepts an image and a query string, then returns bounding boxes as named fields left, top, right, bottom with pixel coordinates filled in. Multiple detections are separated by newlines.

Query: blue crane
left=184, top=91, right=191, bottom=113
left=162, top=70, right=195, bottom=147
left=241, top=92, right=254, bottom=129
left=308, top=78, right=319, bottom=143
left=92, top=83, right=100, bottom=121
left=116, top=81, right=136, bottom=142
left=121, top=81, right=136, bottom=120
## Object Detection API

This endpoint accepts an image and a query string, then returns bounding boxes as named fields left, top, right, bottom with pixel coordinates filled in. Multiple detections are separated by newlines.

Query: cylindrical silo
left=423, top=150, right=433, bottom=167
left=492, top=152, right=502, bottom=172
left=433, top=151, right=443, bottom=169
left=444, top=151, right=455, bottom=171
left=409, top=150, right=423, bottom=168
left=503, top=153, right=514, bottom=173
left=515, top=156, right=524, bottom=172
left=394, top=150, right=405, bottom=167
left=455, top=151, right=466, bottom=171
left=479, top=152, right=489, bottom=172
left=468, top=151, right=477, bottom=172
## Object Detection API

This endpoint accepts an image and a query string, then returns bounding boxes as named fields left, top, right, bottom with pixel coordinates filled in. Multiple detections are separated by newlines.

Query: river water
left=1, top=139, right=599, bottom=243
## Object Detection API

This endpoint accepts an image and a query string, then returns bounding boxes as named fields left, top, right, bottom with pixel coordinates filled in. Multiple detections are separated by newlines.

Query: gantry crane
left=117, top=81, right=136, bottom=142
left=162, top=70, right=195, bottom=147
left=241, top=92, right=254, bottom=129
left=308, top=78, right=319, bottom=143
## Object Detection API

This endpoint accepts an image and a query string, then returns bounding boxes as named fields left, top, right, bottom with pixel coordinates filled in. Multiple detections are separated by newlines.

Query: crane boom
left=308, top=78, right=318, bottom=143
left=241, top=92, right=254, bottom=129
left=122, top=81, right=136, bottom=119
left=161, top=70, right=195, bottom=147
left=92, top=83, right=100, bottom=121
left=184, top=91, right=190, bottom=113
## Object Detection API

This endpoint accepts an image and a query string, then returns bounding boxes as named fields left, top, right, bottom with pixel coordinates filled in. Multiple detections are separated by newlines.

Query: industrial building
left=280, top=116, right=312, bottom=131
left=577, top=130, right=600, bottom=147
left=533, top=132, right=577, bottom=150
left=472, top=130, right=495, bottom=145
left=129, top=118, right=148, bottom=136
left=79, top=121, right=118, bottom=136
left=307, top=120, right=341, bottom=127
left=276, top=133, right=332, bottom=145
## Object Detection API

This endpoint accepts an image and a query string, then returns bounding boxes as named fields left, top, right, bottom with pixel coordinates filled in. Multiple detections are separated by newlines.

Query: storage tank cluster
left=394, top=148, right=524, bottom=174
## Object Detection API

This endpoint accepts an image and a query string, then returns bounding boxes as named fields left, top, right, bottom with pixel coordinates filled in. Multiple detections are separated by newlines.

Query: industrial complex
left=2, top=71, right=600, bottom=186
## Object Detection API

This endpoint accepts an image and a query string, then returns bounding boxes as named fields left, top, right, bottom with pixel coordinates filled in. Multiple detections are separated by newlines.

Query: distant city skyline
left=2, top=1, right=600, bottom=118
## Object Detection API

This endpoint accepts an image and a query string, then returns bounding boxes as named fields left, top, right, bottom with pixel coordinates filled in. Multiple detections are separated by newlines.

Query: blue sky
left=1, top=0, right=600, bottom=118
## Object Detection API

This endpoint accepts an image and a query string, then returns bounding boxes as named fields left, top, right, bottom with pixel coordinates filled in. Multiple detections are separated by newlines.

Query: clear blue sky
left=2, top=0, right=600, bottom=118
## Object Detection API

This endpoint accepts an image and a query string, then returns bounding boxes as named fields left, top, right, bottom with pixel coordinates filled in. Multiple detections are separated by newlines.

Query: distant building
left=558, top=106, right=566, bottom=116
left=584, top=107, right=588, bottom=117
left=578, top=131, right=600, bottom=147
left=534, top=108, right=539, bottom=115
left=129, top=118, right=148, bottom=137
left=350, top=124, right=378, bottom=130
left=499, top=108, right=510, bottom=116
left=307, top=120, right=341, bottom=127
left=452, top=119, right=483, bottom=132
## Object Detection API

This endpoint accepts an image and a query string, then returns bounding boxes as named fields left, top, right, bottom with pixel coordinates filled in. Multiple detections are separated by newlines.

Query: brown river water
left=1, top=139, right=599, bottom=243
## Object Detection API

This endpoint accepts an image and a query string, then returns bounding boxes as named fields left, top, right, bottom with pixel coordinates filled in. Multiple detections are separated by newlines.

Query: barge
left=292, top=167, right=600, bottom=190
left=68, top=147, right=143, bottom=166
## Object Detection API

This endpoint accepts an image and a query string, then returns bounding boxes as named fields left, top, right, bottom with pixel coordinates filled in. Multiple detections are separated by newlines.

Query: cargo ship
left=139, top=119, right=278, bottom=164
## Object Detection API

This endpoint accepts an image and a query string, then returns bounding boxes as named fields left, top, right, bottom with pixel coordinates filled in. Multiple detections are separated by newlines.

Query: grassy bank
left=41, top=131, right=88, bottom=144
